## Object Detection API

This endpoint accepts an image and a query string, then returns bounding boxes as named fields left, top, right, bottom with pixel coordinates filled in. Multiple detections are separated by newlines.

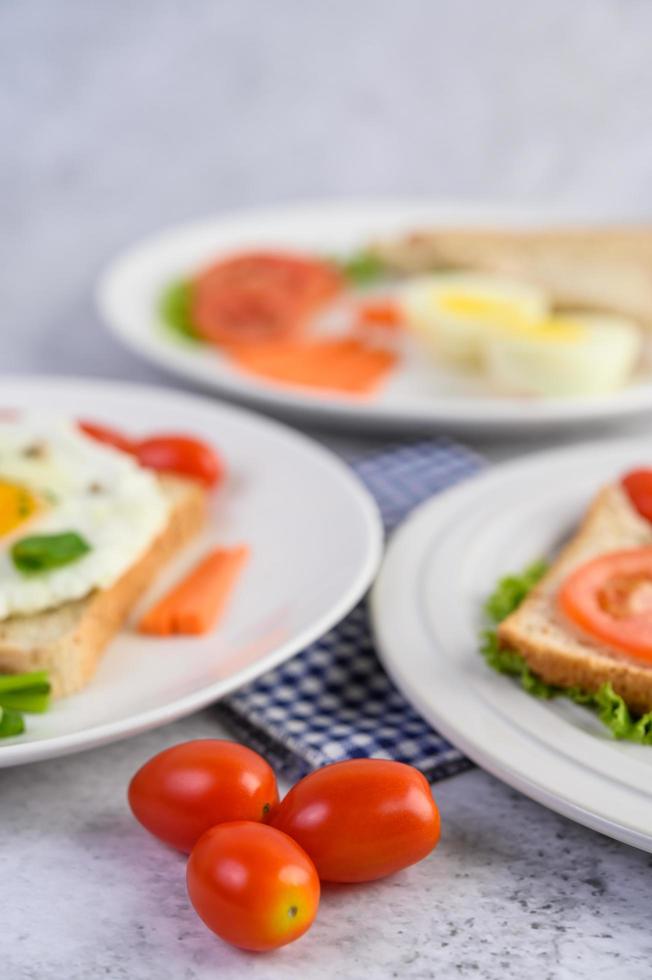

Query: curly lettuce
left=481, top=563, right=652, bottom=744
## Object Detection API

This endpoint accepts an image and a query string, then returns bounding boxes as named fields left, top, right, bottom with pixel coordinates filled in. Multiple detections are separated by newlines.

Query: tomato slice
left=622, top=469, right=652, bottom=522
left=191, top=252, right=342, bottom=346
left=78, top=420, right=135, bottom=455
left=558, top=548, right=652, bottom=662
left=135, top=435, right=223, bottom=487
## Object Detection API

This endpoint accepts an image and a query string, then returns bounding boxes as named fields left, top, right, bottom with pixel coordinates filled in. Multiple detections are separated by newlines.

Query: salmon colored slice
left=227, top=338, right=396, bottom=395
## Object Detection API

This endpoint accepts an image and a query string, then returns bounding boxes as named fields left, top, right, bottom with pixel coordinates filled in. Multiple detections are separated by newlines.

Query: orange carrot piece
left=226, top=338, right=397, bottom=395
left=138, top=546, right=249, bottom=637
left=356, top=300, right=403, bottom=329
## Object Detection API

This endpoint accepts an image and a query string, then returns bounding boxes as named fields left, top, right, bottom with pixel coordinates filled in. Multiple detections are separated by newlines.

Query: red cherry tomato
left=135, top=435, right=223, bottom=487
left=622, top=469, right=652, bottom=522
left=558, top=547, right=652, bottom=663
left=271, top=759, right=440, bottom=882
left=187, top=821, right=320, bottom=951
left=128, top=740, right=278, bottom=852
left=78, top=420, right=135, bottom=455
left=192, top=252, right=342, bottom=347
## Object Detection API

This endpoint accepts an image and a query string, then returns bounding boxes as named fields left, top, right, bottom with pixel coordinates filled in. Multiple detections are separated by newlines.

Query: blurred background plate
left=97, top=199, right=652, bottom=434
left=371, top=437, right=652, bottom=852
left=0, top=377, right=382, bottom=767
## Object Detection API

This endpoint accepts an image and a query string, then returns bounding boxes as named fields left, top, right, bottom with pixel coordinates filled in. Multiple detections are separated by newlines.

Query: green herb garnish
left=338, top=251, right=386, bottom=286
left=11, top=532, right=91, bottom=575
left=0, top=671, right=51, bottom=740
left=159, top=279, right=199, bottom=342
left=0, top=671, right=51, bottom=714
left=481, top=562, right=652, bottom=744
left=0, top=707, right=25, bottom=738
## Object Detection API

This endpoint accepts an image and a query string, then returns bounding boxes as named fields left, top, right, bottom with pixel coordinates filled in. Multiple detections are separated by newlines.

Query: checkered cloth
left=218, top=439, right=483, bottom=782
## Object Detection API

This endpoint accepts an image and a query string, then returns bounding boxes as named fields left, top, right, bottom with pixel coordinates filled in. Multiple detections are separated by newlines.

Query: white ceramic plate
left=0, top=377, right=382, bottom=767
left=98, top=199, right=652, bottom=434
left=371, top=438, right=652, bottom=852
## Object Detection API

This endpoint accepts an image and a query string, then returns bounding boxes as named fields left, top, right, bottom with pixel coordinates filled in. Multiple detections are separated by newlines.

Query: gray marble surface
left=3, top=1, right=652, bottom=977
left=4, top=711, right=652, bottom=980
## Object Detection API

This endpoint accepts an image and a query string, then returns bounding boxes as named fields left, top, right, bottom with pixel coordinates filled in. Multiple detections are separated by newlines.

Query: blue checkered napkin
left=217, top=439, right=483, bottom=782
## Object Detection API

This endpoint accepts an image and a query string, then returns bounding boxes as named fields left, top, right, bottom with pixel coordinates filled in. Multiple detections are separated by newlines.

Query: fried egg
left=0, top=417, right=169, bottom=618
left=485, top=313, right=642, bottom=396
left=400, top=273, right=549, bottom=365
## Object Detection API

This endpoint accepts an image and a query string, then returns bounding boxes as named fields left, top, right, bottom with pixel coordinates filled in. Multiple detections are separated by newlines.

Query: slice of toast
left=498, top=483, right=652, bottom=715
left=371, top=226, right=652, bottom=326
left=0, top=474, right=206, bottom=698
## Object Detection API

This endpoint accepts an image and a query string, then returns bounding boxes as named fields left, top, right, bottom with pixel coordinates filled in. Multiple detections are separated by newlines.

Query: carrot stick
left=138, top=546, right=249, bottom=636
left=227, top=338, right=396, bottom=394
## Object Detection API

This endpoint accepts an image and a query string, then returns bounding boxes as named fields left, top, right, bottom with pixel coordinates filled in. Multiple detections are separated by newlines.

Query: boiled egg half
left=400, top=273, right=549, bottom=365
left=485, top=313, right=642, bottom=397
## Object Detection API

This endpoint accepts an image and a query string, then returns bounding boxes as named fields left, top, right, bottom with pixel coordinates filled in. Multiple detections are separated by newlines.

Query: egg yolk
left=438, top=292, right=528, bottom=328
left=0, top=481, right=40, bottom=536
left=494, top=315, right=585, bottom=344
left=439, top=293, right=585, bottom=344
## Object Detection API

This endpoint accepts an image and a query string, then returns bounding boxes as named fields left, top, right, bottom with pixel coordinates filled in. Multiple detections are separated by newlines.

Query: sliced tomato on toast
left=558, top=547, right=652, bottom=663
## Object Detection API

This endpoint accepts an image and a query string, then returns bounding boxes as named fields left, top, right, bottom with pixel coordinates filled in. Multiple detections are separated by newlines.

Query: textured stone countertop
left=4, top=1, right=652, bottom=976
left=4, top=711, right=652, bottom=980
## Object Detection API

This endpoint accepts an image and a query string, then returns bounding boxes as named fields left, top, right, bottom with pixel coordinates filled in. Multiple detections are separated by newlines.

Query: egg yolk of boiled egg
left=437, top=292, right=533, bottom=329
left=0, top=480, right=40, bottom=537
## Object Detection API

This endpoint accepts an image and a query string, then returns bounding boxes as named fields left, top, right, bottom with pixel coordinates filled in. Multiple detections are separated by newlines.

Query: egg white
left=485, top=313, right=642, bottom=396
left=0, top=417, right=170, bottom=618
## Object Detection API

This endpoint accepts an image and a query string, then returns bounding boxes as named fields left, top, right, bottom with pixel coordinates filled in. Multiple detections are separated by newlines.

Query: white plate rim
left=96, top=198, right=652, bottom=434
left=0, top=375, right=383, bottom=767
left=370, top=437, right=652, bottom=852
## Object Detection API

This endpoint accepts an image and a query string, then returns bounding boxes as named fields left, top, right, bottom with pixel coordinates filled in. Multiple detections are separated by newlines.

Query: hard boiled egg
left=400, top=273, right=549, bottom=365
left=485, top=313, right=642, bottom=396
left=0, top=416, right=170, bottom=618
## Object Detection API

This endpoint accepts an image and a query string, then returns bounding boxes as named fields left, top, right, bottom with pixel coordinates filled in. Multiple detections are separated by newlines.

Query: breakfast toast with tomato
left=498, top=470, right=652, bottom=715
left=0, top=419, right=224, bottom=700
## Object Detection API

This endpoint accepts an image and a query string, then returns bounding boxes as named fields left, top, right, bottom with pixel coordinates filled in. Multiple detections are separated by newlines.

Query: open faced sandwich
left=484, top=467, right=652, bottom=742
left=0, top=415, right=246, bottom=738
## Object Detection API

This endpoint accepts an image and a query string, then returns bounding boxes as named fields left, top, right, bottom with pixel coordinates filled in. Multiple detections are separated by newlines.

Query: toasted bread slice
left=0, top=475, right=206, bottom=698
left=498, top=483, right=652, bottom=715
left=372, top=226, right=652, bottom=326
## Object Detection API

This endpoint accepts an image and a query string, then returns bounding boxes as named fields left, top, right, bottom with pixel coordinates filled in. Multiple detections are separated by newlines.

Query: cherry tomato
left=128, top=740, right=278, bottom=852
left=135, top=435, right=223, bottom=487
left=192, top=252, right=341, bottom=347
left=78, top=420, right=135, bottom=455
left=187, top=821, right=320, bottom=951
left=558, top=547, right=652, bottom=663
left=270, top=759, right=440, bottom=882
left=622, top=469, right=652, bottom=522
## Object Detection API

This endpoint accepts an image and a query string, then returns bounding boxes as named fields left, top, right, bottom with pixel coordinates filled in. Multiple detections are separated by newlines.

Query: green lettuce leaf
left=481, top=563, right=652, bottom=744
left=159, top=279, right=199, bottom=342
